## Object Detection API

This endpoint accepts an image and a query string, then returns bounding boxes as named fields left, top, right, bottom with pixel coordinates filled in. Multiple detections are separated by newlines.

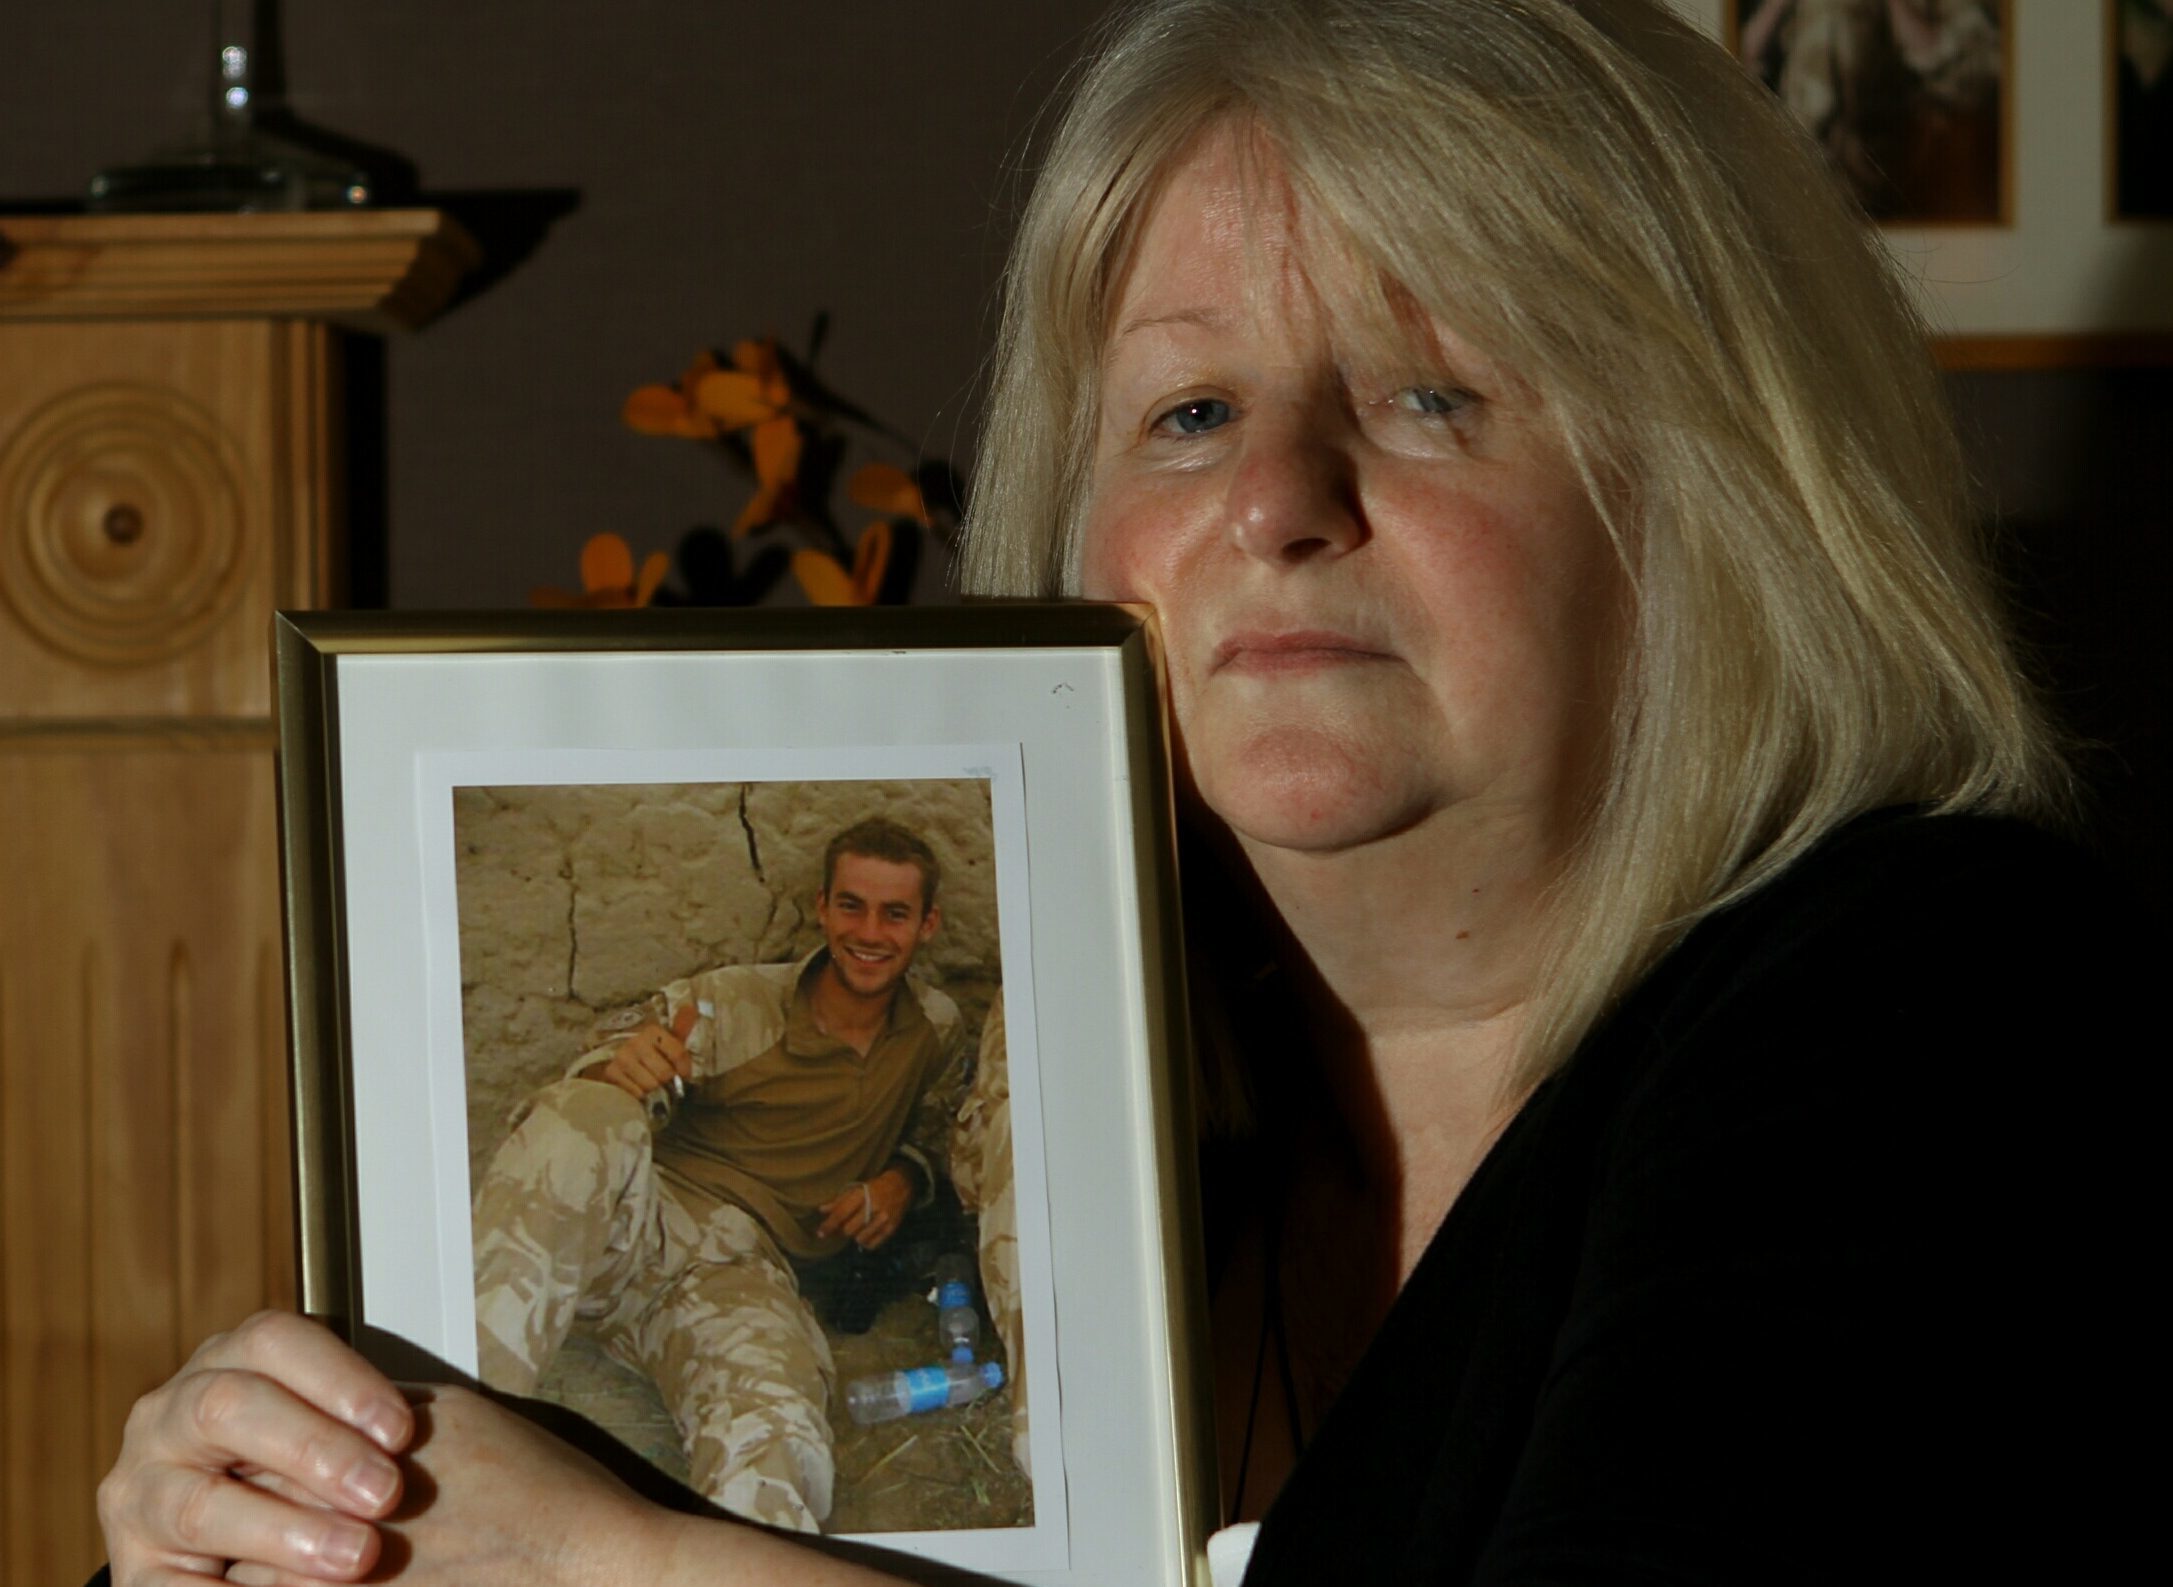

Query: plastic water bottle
left=844, top=1359, right=1006, bottom=1426
left=932, top=1252, right=981, bottom=1363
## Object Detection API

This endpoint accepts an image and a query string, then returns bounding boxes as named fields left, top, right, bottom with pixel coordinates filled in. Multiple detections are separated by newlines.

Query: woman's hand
left=224, top=1384, right=685, bottom=1587
left=101, top=1313, right=908, bottom=1587
left=97, top=1312, right=413, bottom=1586
left=243, top=1385, right=910, bottom=1587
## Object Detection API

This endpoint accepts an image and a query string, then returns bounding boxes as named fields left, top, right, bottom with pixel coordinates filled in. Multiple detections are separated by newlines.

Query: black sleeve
left=1470, top=819, right=2149, bottom=1584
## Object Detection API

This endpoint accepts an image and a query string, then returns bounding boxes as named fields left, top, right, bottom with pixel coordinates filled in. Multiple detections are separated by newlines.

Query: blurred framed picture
left=1730, top=0, right=2011, bottom=225
left=2113, top=0, right=2173, bottom=220
left=276, top=605, right=1213, bottom=1584
left=1674, top=0, right=2173, bottom=361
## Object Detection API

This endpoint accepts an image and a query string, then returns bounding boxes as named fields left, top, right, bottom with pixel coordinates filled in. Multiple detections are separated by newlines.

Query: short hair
left=963, top=0, right=2065, bottom=1088
left=822, top=818, right=941, bottom=913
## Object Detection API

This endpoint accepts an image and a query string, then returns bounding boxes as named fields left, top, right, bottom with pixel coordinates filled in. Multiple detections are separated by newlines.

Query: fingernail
left=356, top=1393, right=411, bottom=1450
left=343, top=1455, right=398, bottom=1511
left=307, top=1519, right=372, bottom=1572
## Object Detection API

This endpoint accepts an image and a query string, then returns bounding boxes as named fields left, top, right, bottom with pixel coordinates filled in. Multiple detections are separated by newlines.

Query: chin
left=1197, top=731, right=1429, bottom=856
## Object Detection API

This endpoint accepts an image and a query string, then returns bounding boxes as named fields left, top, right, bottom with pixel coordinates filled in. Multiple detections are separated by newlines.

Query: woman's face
left=1079, top=127, right=1625, bottom=862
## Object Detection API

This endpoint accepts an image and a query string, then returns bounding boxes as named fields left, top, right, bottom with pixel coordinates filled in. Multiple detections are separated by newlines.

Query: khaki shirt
left=577, top=950, right=965, bottom=1260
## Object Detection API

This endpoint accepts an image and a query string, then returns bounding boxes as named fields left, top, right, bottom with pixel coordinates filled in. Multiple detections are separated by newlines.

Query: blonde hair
left=964, top=0, right=2065, bottom=1087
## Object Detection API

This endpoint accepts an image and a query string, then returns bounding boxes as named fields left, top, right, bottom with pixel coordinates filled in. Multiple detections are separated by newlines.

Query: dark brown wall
left=1950, top=368, right=2169, bottom=899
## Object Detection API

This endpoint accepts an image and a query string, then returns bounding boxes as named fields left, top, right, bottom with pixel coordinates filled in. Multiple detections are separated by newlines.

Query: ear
left=917, top=904, right=941, bottom=943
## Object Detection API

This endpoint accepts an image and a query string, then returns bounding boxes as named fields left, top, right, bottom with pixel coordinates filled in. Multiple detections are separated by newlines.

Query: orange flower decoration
left=531, top=532, right=671, bottom=608
left=622, top=351, right=724, bottom=439
left=732, top=411, right=804, bottom=535
left=846, top=462, right=931, bottom=527
left=692, top=338, right=793, bottom=428
left=617, top=328, right=959, bottom=605
left=792, top=521, right=893, bottom=606
left=627, top=338, right=800, bottom=537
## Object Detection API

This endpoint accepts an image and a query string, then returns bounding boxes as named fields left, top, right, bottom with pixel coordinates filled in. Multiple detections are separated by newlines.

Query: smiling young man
left=467, top=816, right=965, bottom=1533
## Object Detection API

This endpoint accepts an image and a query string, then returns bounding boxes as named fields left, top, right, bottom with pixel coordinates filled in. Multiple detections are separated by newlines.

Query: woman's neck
left=1205, top=802, right=1566, bottom=1516
left=1235, top=801, right=1560, bottom=1276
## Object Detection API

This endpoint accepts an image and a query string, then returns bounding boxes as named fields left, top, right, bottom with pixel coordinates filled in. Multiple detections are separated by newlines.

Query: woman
left=97, top=1, right=2141, bottom=1582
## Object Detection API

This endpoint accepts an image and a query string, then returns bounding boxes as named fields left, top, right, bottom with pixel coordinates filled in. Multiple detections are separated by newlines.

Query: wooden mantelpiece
left=0, top=209, right=478, bottom=332
left=0, top=210, right=473, bottom=1586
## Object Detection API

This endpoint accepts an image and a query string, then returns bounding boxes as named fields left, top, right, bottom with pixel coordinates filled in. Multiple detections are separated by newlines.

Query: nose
left=1224, top=414, right=1363, bottom=564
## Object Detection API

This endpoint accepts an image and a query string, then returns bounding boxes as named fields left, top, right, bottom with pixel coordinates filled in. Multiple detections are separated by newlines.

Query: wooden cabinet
left=0, top=211, right=472, bottom=1585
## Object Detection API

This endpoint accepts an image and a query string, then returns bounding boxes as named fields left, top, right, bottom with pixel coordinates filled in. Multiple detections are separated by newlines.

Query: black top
left=1243, top=813, right=2151, bottom=1584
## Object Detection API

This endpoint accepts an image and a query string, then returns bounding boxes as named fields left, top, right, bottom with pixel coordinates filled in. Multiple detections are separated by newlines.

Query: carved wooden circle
left=0, top=383, right=256, bottom=666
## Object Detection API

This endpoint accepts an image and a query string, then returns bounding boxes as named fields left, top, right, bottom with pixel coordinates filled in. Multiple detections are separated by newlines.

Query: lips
left=1211, top=628, right=1393, bottom=675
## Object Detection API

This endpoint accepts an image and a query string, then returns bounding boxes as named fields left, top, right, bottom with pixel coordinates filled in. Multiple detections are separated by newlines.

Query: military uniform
left=472, top=949, right=965, bottom=1531
left=949, top=989, right=1026, bottom=1474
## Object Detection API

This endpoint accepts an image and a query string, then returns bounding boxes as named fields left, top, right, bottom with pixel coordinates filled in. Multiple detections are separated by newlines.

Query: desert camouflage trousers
left=950, top=993, right=1026, bottom=1474
left=471, top=1077, right=836, bottom=1531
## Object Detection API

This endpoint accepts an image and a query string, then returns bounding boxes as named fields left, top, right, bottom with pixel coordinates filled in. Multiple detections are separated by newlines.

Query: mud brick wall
left=453, top=777, right=1001, bottom=1182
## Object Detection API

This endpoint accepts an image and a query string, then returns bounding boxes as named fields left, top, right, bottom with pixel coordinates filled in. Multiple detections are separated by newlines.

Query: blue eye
left=1395, top=386, right=1473, bottom=416
left=1156, top=398, right=1232, bottom=435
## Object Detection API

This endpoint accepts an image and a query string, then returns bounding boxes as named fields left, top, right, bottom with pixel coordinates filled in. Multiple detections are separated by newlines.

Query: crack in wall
left=562, top=858, right=579, bottom=1000
left=739, top=786, right=783, bottom=952
left=737, top=785, right=766, bottom=886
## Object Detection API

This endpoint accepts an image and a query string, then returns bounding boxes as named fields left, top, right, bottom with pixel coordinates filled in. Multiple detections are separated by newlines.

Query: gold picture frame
left=275, top=603, right=1214, bottom=1584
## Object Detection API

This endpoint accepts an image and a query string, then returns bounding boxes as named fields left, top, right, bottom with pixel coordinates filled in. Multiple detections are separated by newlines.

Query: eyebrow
left=1109, top=306, right=1232, bottom=342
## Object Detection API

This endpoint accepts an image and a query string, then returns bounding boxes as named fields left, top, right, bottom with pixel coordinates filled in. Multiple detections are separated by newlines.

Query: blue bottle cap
left=980, top=1360, right=1006, bottom=1391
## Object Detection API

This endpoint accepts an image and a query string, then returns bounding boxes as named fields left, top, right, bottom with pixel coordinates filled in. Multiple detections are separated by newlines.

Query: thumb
left=671, top=1002, right=701, bottom=1041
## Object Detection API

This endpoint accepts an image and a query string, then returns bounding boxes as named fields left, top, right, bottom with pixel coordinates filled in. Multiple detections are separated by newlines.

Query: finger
left=153, top=1371, right=404, bottom=1523
left=136, top=1465, right=380, bottom=1582
left=650, top=1041, right=693, bottom=1086
left=223, top=1564, right=340, bottom=1587
left=671, top=1003, right=701, bottom=1041
left=187, top=1314, right=412, bottom=1458
left=652, top=1030, right=694, bottom=1081
left=606, top=1045, right=672, bottom=1098
left=115, top=1567, right=249, bottom=1587
left=109, top=1551, right=230, bottom=1587
left=236, top=1464, right=344, bottom=1509
left=121, top=1569, right=238, bottom=1587
left=224, top=1552, right=375, bottom=1587
left=814, top=1198, right=853, bottom=1239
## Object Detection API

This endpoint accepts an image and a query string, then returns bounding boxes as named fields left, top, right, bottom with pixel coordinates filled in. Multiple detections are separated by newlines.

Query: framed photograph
left=276, top=605, right=1215, bottom=1585
left=2113, top=0, right=2173, bottom=220
left=1676, top=0, right=2173, bottom=361
left=1729, top=0, right=2011, bottom=225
